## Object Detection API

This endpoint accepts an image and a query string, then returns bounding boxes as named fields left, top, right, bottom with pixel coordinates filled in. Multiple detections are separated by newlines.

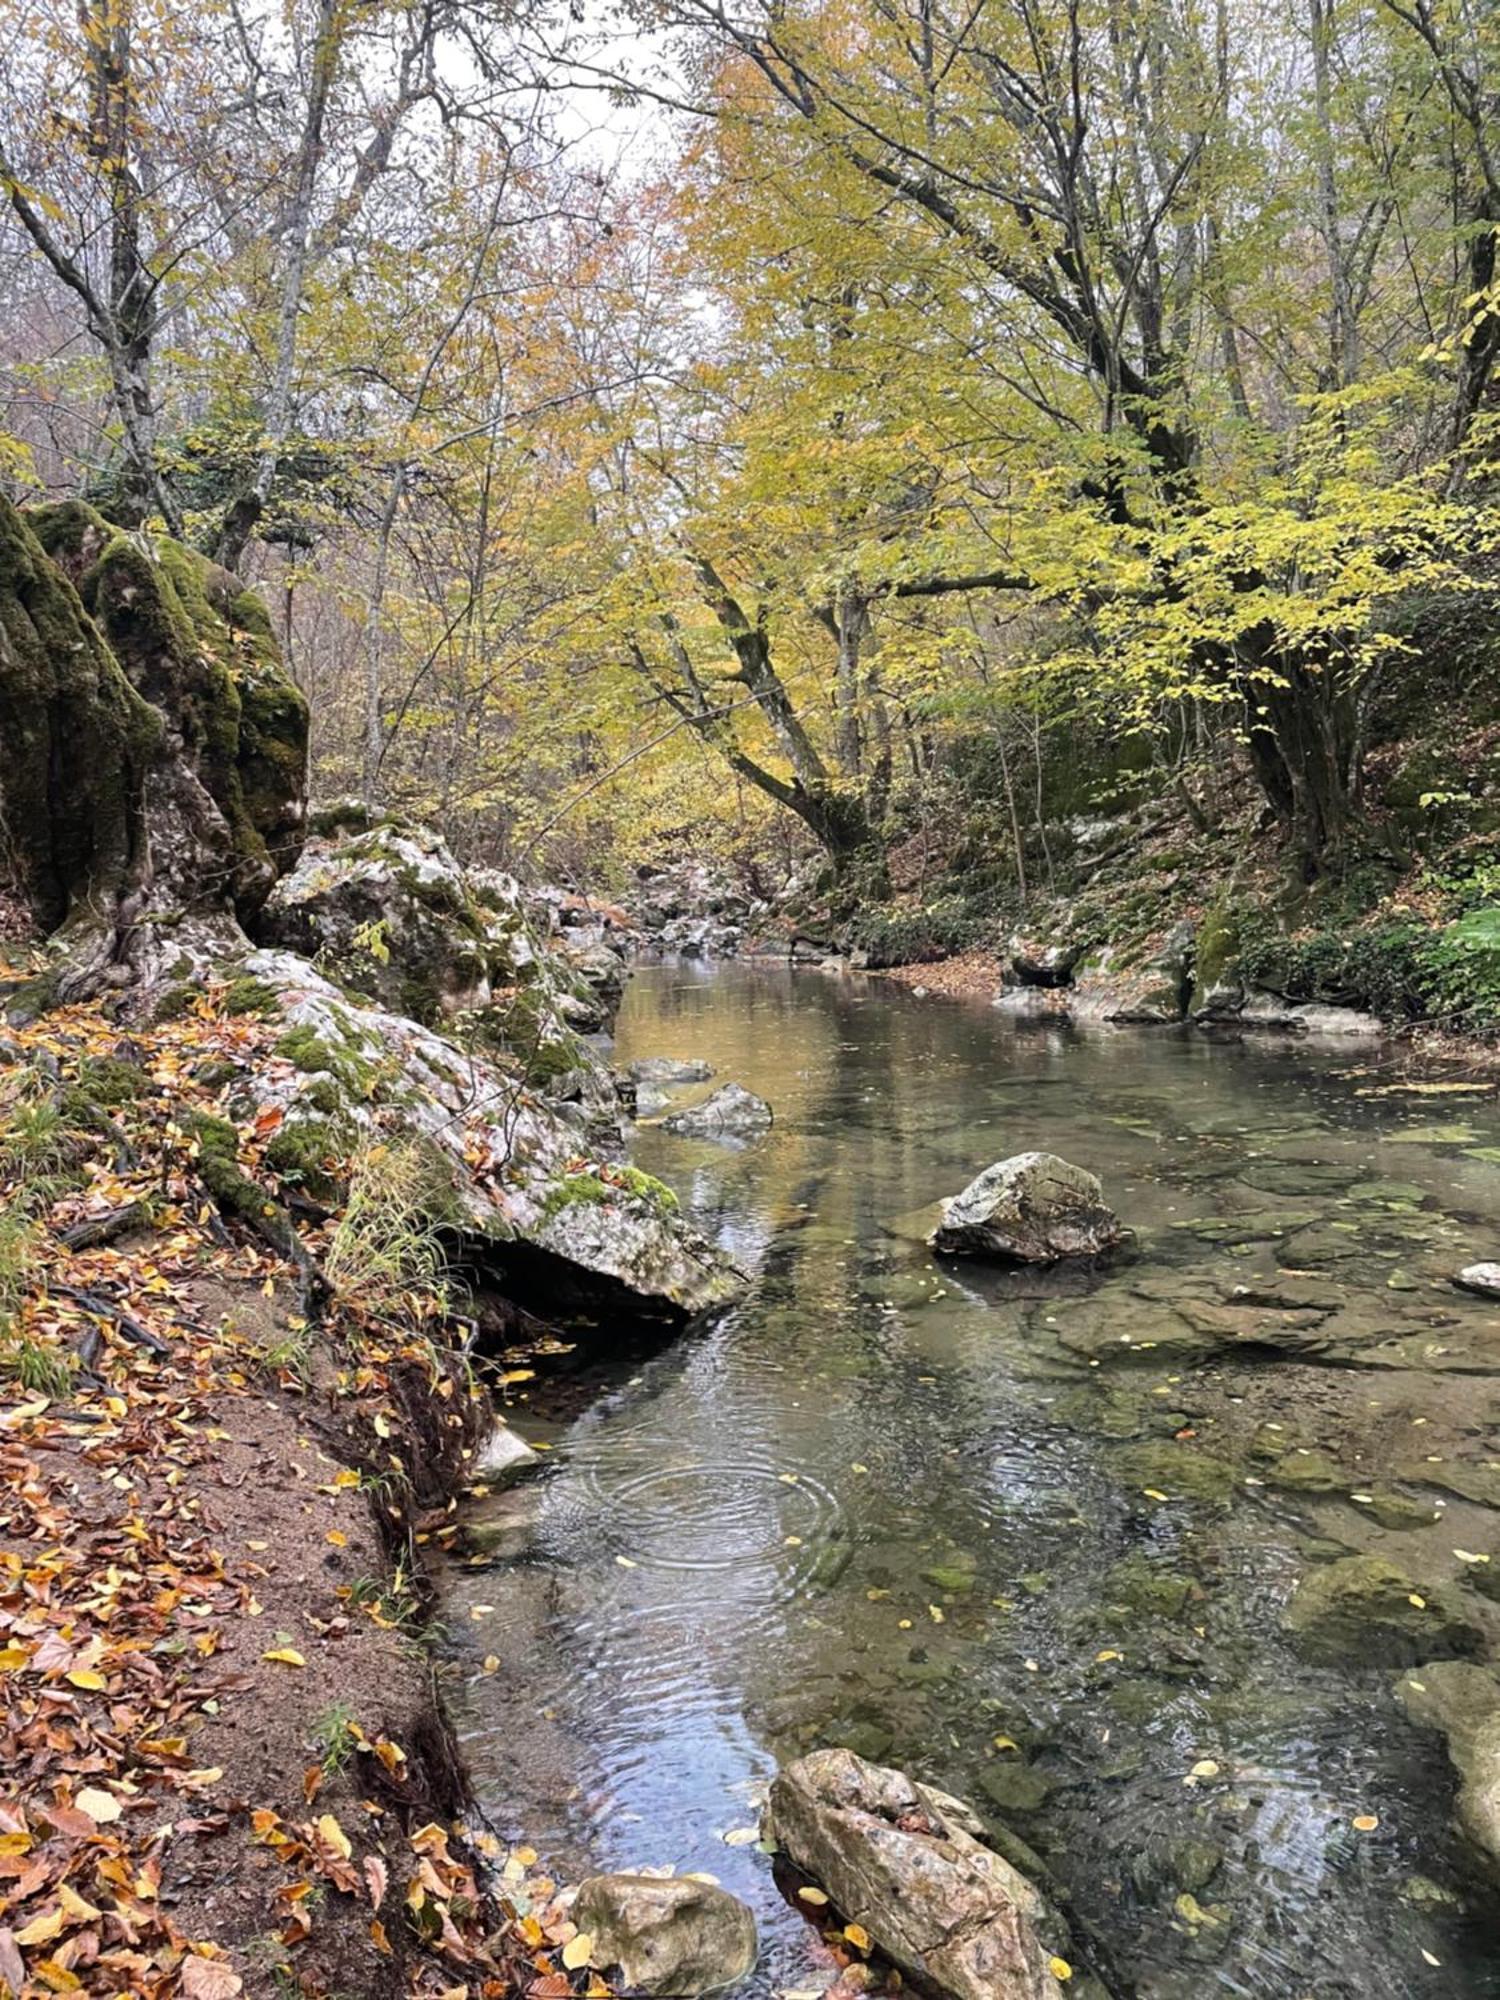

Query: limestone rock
left=764, top=1748, right=1072, bottom=2000
left=1455, top=1263, right=1500, bottom=1301
left=1069, top=925, right=1192, bottom=1025
left=234, top=948, right=744, bottom=1319
left=572, top=1873, right=757, bottom=1995
left=1284, top=1556, right=1484, bottom=1666
left=663, top=1082, right=773, bottom=1140
left=472, top=1423, right=540, bottom=1488
left=931, top=1153, right=1122, bottom=1263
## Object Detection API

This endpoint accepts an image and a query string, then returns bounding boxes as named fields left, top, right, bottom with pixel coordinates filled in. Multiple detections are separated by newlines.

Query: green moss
left=540, top=1164, right=679, bottom=1222
left=274, top=1025, right=377, bottom=1100
left=223, top=977, right=280, bottom=1017
left=263, top=1118, right=348, bottom=1200
left=540, top=1171, right=612, bottom=1220
left=74, top=1055, right=149, bottom=1106
left=1192, top=886, right=1242, bottom=1004
left=613, top=1165, right=680, bottom=1214
left=150, top=983, right=196, bottom=1022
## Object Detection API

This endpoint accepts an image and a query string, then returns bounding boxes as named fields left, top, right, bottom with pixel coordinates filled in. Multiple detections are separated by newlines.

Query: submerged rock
left=931, top=1153, right=1122, bottom=1264
left=471, top=1423, right=540, bottom=1488
left=1284, top=1556, right=1483, bottom=1666
left=1394, top=1662, right=1500, bottom=1877
left=663, top=1082, right=773, bottom=1140
left=631, top=1057, right=715, bottom=1085
left=764, top=1748, right=1074, bottom=2000
left=572, top=1873, right=757, bottom=1995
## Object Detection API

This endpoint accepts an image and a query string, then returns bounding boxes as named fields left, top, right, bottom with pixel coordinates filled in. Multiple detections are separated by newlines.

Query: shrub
left=845, top=907, right=988, bottom=968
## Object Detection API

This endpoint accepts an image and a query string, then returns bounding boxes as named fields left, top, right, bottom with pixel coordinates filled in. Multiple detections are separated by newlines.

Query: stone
left=630, top=1057, right=715, bottom=1085
left=1283, top=1556, right=1484, bottom=1666
left=471, top=1423, right=540, bottom=1488
left=1069, top=931, right=1191, bottom=1026
left=1268, top=1450, right=1345, bottom=1494
left=1105, top=1551, right=1193, bottom=1619
left=1238, top=993, right=1384, bottom=1037
left=663, top=1082, right=773, bottom=1139
left=1456, top=1263, right=1500, bottom=1300
left=1393, top=1662, right=1500, bottom=1877
left=930, top=1153, right=1122, bottom=1264
left=571, top=1873, right=757, bottom=1995
left=1115, top=1442, right=1237, bottom=1506
left=1007, top=935, right=1081, bottom=988
left=764, top=1749, right=1073, bottom=2000
left=235, top=949, right=744, bottom=1319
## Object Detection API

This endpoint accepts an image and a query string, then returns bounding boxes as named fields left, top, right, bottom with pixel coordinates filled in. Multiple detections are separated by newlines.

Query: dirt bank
left=0, top=1002, right=609, bottom=2000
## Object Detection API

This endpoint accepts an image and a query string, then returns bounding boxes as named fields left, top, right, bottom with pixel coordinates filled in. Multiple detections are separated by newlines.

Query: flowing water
left=442, top=961, right=1500, bottom=1999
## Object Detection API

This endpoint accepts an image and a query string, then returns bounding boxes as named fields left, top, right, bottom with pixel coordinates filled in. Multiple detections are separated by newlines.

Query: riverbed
left=443, top=961, right=1500, bottom=1998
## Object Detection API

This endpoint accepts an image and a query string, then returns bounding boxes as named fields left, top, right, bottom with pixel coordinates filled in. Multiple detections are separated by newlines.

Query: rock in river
left=663, top=1082, right=773, bottom=1140
left=1455, top=1262, right=1500, bottom=1301
left=571, top=1873, right=757, bottom=1995
left=631, top=1056, right=715, bottom=1085
left=1283, top=1556, right=1484, bottom=1666
left=764, top=1748, right=1074, bottom=1999
left=931, top=1152, right=1122, bottom=1263
left=1394, top=1661, right=1500, bottom=1878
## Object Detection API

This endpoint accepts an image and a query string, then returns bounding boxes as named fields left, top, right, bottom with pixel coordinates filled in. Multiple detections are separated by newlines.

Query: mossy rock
left=263, top=1117, right=349, bottom=1201
left=1105, top=1551, right=1194, bottom=1620
left=1115, top=1441, right=1238, bottom=1506
left=1268, top=1450, right=1345, bottom=1495
left=1284, top=1555, right=1484, bottom=1665
left=74, top=1055, right=149, bottom=1107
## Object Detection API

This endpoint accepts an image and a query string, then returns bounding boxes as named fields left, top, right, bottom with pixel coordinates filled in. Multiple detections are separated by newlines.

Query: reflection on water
left=443, top=961, right=1500, bottom=1999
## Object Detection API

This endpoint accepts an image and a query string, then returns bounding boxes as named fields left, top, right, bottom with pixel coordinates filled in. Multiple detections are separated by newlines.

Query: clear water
left=443, top=961, right=1500, bottom=1999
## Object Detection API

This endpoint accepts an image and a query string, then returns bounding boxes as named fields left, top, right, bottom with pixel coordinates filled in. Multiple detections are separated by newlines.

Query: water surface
left=445, top=962, right=1500, bottom=1999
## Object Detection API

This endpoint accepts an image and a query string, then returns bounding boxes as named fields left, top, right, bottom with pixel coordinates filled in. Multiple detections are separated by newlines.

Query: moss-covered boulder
left=0, top=497, right=307, bottom=1005
left=261, top=822, right=542, bottom=1022
left=1284, top=1556, right=1484, bottom=1666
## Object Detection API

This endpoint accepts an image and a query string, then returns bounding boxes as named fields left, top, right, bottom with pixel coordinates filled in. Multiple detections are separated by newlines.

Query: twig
left=49, top=1283, right=171, bottom=1359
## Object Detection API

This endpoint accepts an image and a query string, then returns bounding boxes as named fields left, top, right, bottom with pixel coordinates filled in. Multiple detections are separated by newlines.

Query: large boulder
left=572, top=1874, right=757, bottom=1995
left=1283, top=1556, right=1484, bottom=1666
left=764, top=1749, right=1073, bottom=2000
left=0, top=498, right=307, bottom=1003
left=663, top=1082, right=773, bottom=1140
left=230, top=948, right=744, bottom=1319
left=261, top=822, right=538, bottom=1022
left=930, top=1153, right=1122, bottom=1263
left=1069, top=925, right=1191, bottom=1025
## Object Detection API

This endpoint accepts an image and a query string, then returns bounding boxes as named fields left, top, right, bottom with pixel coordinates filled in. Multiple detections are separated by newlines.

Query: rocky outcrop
left=0, top=498, right=308, bottom=1003
left=931, top=1153, right=1122, bottom=1263
left=228, top=948, right=744, bottom=1319
left=1069, top=926, right=1192, bottom=1025
left=764, top=1749, right=1074, bottom=2000
left=1283, top=1556, right=1484, bottom=1666
left=663, top=1082, right=773, bottom=1140
left=571, top=1874, right=757, bottom=1995
left=631, top=859, right=754, bottom=958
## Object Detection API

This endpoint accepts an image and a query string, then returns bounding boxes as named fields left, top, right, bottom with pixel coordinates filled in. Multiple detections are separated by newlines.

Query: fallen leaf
left=797, top=1886, right=829, bottom=1907
left=843, top=1923, right=871, bottom=1952
left=562, top=1933, right=593, bottom=1970
left=1351, top=1813, right=1379, bottom=1832
left=181, top=1956, right=244, bottom=1999
left=262, top=1647, right=306, bottom=1668
left=74, top=1788, right=122, bottom=1825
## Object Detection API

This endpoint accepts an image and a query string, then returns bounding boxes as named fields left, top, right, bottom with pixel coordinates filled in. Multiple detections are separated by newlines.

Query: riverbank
left=0, top=999, right=606, bottom=2000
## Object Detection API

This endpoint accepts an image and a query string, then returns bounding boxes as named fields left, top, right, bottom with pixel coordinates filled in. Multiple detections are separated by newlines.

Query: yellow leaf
left=1351, top=1813, right=1379, bottom=1832
left=562, top=1933, right=593, bottom=1970
left=992, top=1735, right=1018, bottom=1753
left=317, top=1813, right=352, bottom=1860
left=844, top=1923, right=871, bottom=1952
left=326, top=1530, right=348, bottom=1547
left=1049, top=1957, right=1073, bottom=1982
left=1094, top=1650, right=1122, bottom=1664
left=797, top=1886, right=828, bottom=1906
left=0, top=1645, right=29, bottom=1670
left=262, top=1647, right=306, bottom=1668
left=67, top=1668, right=107, bottom=1691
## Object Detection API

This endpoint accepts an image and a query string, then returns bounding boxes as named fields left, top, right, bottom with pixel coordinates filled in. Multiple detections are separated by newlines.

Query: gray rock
left=765, top=1749, right=1072, bottom=2000
left=1456, top=1263, right=1500, bottom=1300
left=1284, top=1556, right=1484, bottom=1666
left=471, top=1423, right=540, bottom=1488
left=931, top=1152, right=1122, bottom=1263
left=1238, top=993, right=1384, bottom=1037
left=631, top=1057, right=715, bottom=1085
left=572, top=1873, right=757, bottom=1995
left=663, top=1082, right=773, bottom=1140
left=236, top=949, right=744, bottom=1319
left=1008, top=934, right=1081, bottom=988
left=1070, top=926, right=1192, bottom=1025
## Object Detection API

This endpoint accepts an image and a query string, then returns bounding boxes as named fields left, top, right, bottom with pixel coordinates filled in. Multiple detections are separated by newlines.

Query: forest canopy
left=4, top=0, right=1500, bottom=894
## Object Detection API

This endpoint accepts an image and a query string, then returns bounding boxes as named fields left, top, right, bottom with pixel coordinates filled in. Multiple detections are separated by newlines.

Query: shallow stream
left=443, top=962, right=1500, bottom=1998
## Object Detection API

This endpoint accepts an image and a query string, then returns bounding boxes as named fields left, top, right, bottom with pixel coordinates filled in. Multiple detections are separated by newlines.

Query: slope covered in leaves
left=0, top=994, right=619, bottom=2000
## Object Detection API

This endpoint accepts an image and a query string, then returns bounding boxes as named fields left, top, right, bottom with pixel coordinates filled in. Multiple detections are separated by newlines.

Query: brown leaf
left=181, top=1957, right=244, bottom=2000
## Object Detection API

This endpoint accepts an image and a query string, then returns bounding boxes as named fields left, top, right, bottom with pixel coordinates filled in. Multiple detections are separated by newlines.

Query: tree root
left=49, top=1283, right=171, bottom=1359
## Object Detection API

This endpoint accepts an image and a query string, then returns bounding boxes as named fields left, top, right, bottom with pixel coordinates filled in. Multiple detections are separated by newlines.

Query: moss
left=150, top=983, right=196, bottom=1022
left=540, top=1164, right=679, bottom=1222
left=74, top=1055, right=148, bottom=1106
left=223, top=977, right=280, bottom=1017
left=1115, top=1441, right=1238, bottom=1505
left=540, top=1170, right=613, bottom=1220
left=613, top=1164, right=680, bottom=1214
left=274, top=1025, right=377, bottom=1100
left=0, top=497, right=162, bottom=938
left=1192, top=885, right=1242, bottom=1004
left=263, top=1118, right=348, bottom=1201
left=303, top=1077, right=344, bottom=1116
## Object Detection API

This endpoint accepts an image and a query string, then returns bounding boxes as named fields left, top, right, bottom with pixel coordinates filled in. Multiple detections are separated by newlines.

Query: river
left=442, top=960, right=1500, bottom=1999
